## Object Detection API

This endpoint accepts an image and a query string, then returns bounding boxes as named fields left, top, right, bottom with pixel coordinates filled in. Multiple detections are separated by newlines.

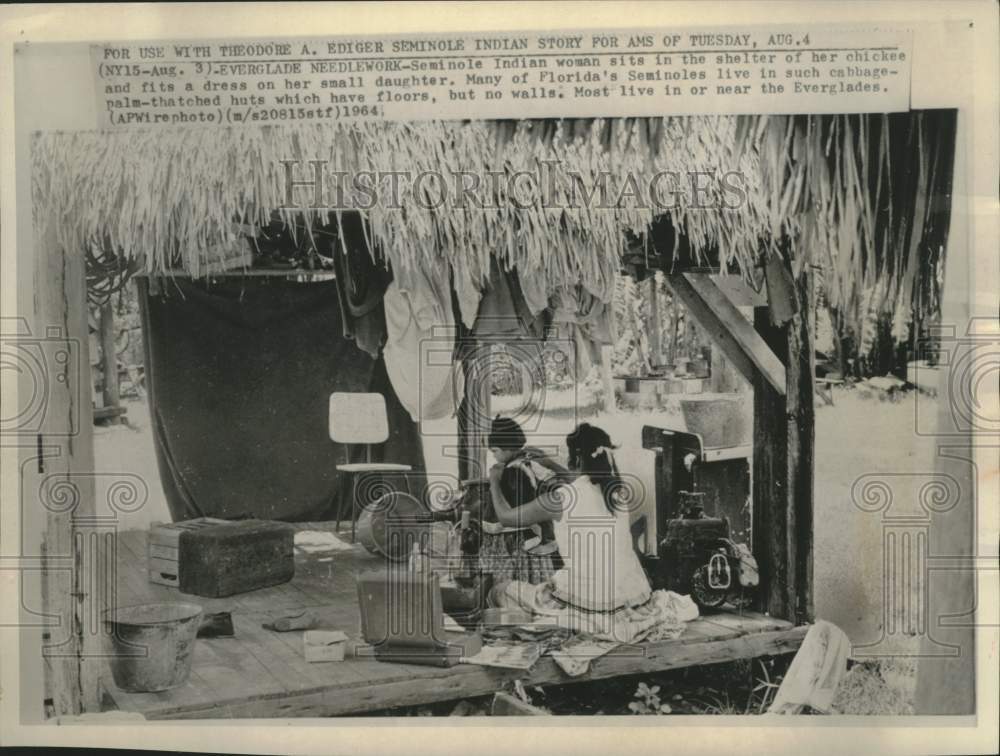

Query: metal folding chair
left=328, top=392, right=412, bottom=541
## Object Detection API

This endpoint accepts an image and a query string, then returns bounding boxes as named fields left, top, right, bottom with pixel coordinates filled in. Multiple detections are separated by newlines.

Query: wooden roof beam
left=665, top=272, right=786, bottom=396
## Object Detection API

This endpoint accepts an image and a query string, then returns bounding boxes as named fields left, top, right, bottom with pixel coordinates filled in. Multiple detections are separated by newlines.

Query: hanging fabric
left=331, top=214, right=390, bottom=358
left=472, top=257, right=546, bottom=341
left=383, top=259, right=465, bottom=423
left=767, top=620, right=851, bottom=714
left=547, top=284, right=617, bottom=380
left=137, top=276, right=424, bottom=522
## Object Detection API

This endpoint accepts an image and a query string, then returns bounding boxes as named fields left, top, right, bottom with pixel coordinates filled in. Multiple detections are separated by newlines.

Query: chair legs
left=335, top=471, right=359, bottom=540
left=337, top=469, right=416, bottom=542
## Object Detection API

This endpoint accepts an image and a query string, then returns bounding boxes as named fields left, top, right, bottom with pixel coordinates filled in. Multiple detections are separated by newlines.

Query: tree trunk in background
left=600, top=345, right=616, bottom=414
left=828, top=306, right=847, bottom=378
left=668, top=298, right=680, bottom=367
left=99, top=302, right=120, bottom=419
left=648, top=274, right=662, bottom=366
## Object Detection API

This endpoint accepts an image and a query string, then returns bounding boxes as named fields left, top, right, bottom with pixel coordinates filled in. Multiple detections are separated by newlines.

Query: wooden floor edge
left=131, top=624, right=810, bottom=720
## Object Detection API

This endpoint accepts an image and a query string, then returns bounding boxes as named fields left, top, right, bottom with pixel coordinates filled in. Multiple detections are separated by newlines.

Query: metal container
left=356, top=491, right=430, bottom=561
left=104, top=602, right=203, bottom=693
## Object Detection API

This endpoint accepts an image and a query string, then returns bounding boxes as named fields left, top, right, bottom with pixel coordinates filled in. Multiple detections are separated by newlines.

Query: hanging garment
left=451, top=254, right=485, bottom=329
left=547, top=285, right=617, bottom=380
left=331, top=214, right=390, bottom=358
left=516, top=263, right=550, bottom=317
left=473, top=258, right=546, bottom=340
left=471, top=259, right=546, bottom=405
left=383, top=261, right=465, bottom=423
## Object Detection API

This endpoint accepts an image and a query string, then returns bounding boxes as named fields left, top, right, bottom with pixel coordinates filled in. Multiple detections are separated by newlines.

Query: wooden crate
left=147, top=518, right=230, bottom=587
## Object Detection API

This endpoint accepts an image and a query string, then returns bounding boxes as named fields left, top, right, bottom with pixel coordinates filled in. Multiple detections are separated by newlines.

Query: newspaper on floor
left=461, top=641, right=543, bottom=671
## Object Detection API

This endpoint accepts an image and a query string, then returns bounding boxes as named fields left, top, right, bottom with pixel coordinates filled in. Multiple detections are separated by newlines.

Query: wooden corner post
left=32, top=219, right=103, bottom=715
left=753, top=254, right=815, bottom=625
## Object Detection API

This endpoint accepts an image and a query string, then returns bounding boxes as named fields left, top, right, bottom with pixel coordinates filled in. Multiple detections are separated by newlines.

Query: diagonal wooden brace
left=665, top=273, right=786, bottom=395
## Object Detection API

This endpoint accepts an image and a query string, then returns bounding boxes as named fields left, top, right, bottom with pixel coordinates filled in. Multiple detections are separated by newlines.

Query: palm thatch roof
left=31, top=113, right=955, bottom=344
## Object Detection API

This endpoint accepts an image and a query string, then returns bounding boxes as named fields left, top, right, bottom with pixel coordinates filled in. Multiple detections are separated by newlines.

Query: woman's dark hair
left=488, top=415, right=526, bottom=451
left=565, top=423, right=624, bottom=514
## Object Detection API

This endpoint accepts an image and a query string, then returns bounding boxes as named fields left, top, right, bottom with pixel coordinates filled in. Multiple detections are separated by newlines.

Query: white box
left=303, top=630, right=349, bottom=663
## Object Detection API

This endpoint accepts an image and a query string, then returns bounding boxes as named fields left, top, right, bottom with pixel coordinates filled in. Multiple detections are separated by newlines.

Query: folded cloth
left=767, top=620, right=850, bottom=714
left=490, top=580, right=698, bottom=645
left=263, top=610, right=319, bottom=632
left=295, top=530, right=354, bottom=553
left=550, top=637, right=621, bottom=677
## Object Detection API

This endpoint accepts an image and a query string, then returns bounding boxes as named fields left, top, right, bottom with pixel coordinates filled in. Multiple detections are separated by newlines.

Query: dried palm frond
left=32, top=111, right=954, bottom=346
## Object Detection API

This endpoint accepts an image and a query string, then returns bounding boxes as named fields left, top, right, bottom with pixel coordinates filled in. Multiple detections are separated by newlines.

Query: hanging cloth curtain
left=138, top=276, right=425, bottom=522
left=383, top=259, right=466, bottom=423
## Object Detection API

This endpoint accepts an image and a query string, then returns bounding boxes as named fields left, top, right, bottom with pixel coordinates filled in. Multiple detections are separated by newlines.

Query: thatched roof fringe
left=737, top=111, right=955, bottom=349
left=33, top=113, right=954, bottom=345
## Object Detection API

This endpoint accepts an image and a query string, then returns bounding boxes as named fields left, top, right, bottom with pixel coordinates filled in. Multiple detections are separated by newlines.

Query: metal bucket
left=104, top=602, right=203, bottom=692
left=356, top=491, right=429, bottom=561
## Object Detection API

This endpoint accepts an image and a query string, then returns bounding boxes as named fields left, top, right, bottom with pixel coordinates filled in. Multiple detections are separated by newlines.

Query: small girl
left=478, top=416, right=566, bottom=583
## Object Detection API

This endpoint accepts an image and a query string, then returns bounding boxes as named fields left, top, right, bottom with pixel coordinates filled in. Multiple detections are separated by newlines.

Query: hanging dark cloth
left=472, top=257, right=546, bottom=340
left=330, top=213, right=390, bottom=358
left=137, top=276, right=425, bottom=523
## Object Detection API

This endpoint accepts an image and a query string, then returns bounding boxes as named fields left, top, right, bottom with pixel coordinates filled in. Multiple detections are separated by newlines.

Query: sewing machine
left=640, top=423, right=758, bottom=609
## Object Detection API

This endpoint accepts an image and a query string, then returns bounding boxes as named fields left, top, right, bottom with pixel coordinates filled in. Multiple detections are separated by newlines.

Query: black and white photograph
left=1, top=3, right=997, bottom=754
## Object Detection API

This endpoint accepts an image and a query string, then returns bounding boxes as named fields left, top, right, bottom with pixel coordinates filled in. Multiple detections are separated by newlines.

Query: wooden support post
left=787, top=269, right=815, bottom=624
left=98, top=302, right=120, bottom=421
left=32, top=222, right=102, bottom=714
left=751, top=263, right=815, bottom=625
left=657, top=269, right=812, bottom=622
left=752, top=364, right=792, bottom=620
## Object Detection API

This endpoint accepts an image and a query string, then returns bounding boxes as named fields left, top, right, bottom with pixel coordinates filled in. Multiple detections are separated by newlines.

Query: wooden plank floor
left=102, top=525, right=806, bottom=719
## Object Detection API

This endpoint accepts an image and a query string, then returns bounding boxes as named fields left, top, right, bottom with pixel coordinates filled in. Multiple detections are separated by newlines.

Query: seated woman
left=487, top=423, right=697, bottom=642
left=476, top=416, right=565, bottom=585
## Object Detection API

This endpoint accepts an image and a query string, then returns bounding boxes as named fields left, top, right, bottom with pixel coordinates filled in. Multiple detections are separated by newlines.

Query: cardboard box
left=303, top=630, right=349, bottom=663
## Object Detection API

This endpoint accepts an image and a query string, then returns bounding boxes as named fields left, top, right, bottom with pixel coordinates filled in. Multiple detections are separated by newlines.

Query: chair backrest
left=328, top=392, right=390, bottom=445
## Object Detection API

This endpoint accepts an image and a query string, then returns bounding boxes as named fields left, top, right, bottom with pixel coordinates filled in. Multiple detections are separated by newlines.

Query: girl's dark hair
left=488, top=415, right=526, bottom=452
left=565, top=423, right=624, bottom=514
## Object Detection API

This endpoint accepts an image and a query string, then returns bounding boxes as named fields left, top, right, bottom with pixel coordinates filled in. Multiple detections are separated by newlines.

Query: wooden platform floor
left=102, top=525, right=806, bottom=719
